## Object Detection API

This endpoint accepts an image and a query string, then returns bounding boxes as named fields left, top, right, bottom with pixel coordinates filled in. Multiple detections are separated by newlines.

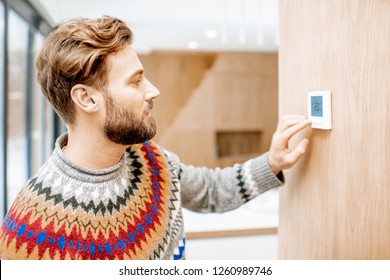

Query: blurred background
left=0, top=0, right=280, bottom=259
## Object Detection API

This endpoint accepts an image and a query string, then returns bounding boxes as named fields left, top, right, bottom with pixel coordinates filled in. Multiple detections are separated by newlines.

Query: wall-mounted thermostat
left=308, top=90, right=332, bottom=130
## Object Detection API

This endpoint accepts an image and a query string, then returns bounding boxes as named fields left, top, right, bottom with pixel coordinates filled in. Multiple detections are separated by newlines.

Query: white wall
left=183, top=189, right=279, bottom=259
left=186, top=235, right=277, bottom=260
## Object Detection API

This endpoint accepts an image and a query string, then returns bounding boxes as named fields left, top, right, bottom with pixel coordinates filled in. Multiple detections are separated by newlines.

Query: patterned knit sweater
left=0, top=133, right=284, bottom=260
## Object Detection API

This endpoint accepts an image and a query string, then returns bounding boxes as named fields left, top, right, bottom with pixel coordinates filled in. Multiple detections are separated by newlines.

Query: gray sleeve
left=165, top=151, right=285, bottom=213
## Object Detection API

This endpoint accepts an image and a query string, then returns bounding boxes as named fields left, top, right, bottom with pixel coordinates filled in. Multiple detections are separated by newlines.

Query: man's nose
left=145, top=78, right=160, bottom=101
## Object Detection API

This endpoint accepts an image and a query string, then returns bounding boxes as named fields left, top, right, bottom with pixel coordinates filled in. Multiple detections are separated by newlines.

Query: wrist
left=268, top=155, right=281, bottom=175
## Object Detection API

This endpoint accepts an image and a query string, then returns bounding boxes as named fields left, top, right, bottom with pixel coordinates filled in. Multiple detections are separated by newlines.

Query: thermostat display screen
left=308, top=90, right=332, bottom=130
left=311, top=96, right=323, bottom=117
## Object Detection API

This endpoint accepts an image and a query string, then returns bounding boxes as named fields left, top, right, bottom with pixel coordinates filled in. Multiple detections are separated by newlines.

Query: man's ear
left=70, top=84, right=100, bottom=113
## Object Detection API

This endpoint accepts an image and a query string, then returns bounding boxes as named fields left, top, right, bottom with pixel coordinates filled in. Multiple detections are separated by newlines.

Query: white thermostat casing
left=308, top=90, right=332, bottom=130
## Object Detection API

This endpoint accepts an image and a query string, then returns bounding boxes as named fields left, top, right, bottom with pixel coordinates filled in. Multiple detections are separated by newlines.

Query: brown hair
left=36, top=16, right=133, bottom=124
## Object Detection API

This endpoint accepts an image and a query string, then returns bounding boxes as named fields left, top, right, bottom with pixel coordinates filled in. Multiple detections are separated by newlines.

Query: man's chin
left=104, top=118, right=157, bottom=145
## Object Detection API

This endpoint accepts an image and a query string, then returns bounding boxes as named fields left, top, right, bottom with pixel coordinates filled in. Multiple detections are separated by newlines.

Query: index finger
left=280, top=118, right=311, bottom=143
left=277, top=115, right=309, bottom=132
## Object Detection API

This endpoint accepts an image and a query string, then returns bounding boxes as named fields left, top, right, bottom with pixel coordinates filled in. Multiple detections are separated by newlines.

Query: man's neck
left=62, top=129, right=126, bottom=170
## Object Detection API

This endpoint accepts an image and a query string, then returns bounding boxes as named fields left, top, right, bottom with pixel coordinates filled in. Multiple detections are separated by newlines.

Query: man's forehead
left=106, top=45, right=144, bottom=78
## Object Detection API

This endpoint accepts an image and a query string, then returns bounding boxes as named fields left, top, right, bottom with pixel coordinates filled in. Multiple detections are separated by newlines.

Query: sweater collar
left=51, top=133, right=126, bottom=183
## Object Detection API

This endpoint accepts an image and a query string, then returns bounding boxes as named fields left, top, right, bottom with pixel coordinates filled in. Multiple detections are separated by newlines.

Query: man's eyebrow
left=129, top=69, right=144, bottom=79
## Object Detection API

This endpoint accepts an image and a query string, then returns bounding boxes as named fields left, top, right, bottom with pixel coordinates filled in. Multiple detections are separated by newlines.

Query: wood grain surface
left=278, top=0, right=390, bottom=259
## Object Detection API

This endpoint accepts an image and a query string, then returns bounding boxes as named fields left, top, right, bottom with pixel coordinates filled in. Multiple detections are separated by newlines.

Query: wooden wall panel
left=154, top=52, right=278, bottom=168
left=213, top=53, right=278, bottom=154
left=278, top=0, right=390, bottom=259
left=159, top=73, right=216, bottom=167
left=139, top=52, right=216, bottom=140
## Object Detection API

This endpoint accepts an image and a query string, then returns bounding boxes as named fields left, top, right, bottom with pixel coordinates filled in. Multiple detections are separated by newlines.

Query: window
left=6, top=10, right=28, bottom=207
left=0, top=0, right=54, bottom=220
left=0, top=0, right=5, bottom=218
left=31, top=32, right=54, bottom=173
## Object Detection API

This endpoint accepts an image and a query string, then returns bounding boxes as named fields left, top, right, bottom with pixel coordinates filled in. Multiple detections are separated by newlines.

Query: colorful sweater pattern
left=0, top=134, right=284, bottom=260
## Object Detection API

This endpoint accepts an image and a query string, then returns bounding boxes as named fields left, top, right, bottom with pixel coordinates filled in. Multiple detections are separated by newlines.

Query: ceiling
left=33, top=0, right=279, bottom=54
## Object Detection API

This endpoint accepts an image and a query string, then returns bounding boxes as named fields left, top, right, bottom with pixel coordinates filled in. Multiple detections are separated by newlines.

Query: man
left=0, top=16, right=310, bottom=260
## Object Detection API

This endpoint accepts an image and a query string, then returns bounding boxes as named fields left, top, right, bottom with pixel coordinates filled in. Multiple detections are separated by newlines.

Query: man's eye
left=132, top=79, right=141, bottom=86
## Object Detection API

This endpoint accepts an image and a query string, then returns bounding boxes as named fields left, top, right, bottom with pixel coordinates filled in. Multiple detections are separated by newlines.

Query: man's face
left=102, top=45, right=160, bottom=145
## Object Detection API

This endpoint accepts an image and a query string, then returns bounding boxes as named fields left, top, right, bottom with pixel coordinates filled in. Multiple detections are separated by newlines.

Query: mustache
left=145, top=101, right=153, bottom=112
left=143, top=102, right=154, bottom=116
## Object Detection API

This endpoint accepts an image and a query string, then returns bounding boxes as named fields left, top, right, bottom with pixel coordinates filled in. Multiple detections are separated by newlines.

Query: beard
left=103, top=94, right=157, bottom=145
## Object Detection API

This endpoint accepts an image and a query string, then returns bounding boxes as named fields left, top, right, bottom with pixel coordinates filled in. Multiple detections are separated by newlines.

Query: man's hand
left=268, top=115, right=311, bottom=174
